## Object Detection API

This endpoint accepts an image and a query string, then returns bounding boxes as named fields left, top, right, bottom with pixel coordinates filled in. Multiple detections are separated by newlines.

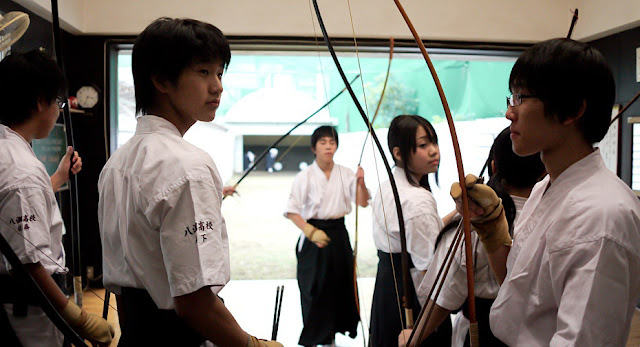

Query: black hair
left=488, top=127, right=546, bottom=189
left=388, top=115, right=439, bottom=190
left=435, top=126, right=545, bottom=248
left=311, top=125, right=339, bottom=149
left=509, top=38, right=615, bottom=144
left=0, top=50, right=66, bottom=126
left=132, top=17, right=231, bottom=116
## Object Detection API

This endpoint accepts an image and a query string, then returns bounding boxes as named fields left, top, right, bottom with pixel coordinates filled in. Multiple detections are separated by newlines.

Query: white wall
left=17, top=0, right=633, bottom=43
left=13, top=0, right=85, bottom=34
left=77, top=0, right=570, bottom=43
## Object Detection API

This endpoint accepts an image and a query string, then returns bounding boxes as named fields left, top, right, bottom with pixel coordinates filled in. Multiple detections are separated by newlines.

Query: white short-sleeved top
left=490, top=149, right=640, bottom=346
left=0, top=125, right=66, bottom=275
left=417, top=195, right=527, bottom=308
left=98, top=115, right=229, bottom=310
left=285, top=161, right=357, bottom=221
left=372, top=167, right=443, bottom=290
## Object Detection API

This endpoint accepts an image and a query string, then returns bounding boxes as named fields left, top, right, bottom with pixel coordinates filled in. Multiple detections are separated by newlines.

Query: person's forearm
left=487, top=245, right=510, bottom=284
left=356, top=181, right=369, bottom=207
left=22, top=262, right=69, bottom=311
left=175, top=286, right=248, bottom=346
left=50, top=173, right=65, bottom=193
left=412, top=300, right=451, bottom=345
left=442, top=210, right=458, bottom=226
left=286, top=213, right=308, bottom=231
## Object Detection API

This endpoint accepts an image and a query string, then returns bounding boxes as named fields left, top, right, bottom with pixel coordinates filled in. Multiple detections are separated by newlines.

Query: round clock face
left=76, top=86, right=99, bottom=108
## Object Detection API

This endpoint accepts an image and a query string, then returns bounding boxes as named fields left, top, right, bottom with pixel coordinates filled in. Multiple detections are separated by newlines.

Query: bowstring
left=345, top=0, right=407, bottom=338
left=0, top=214, right=118, bottom=313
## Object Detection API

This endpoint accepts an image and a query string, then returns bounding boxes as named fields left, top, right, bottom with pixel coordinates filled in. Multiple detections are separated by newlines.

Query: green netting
left=121, top=52, right=515, bottom=132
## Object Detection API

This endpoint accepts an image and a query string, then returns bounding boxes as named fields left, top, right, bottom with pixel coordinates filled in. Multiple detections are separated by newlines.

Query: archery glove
left=450, top=174, right=511, bottom=253
left=247, top=334, right=284, bottom=347
left=302, top=222, right=331, bottom=247
left=61, top=301, right=115, bottom=346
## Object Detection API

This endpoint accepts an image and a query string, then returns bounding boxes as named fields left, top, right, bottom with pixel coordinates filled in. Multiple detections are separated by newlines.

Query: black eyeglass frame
left=506, top=93, right=537, bottom=107
left=56, top=98, right=66, bottom=109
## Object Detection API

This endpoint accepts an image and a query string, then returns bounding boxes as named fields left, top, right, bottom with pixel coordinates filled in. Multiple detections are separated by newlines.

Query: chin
left=199, top=113, right=216, bottom=122
left=512, top=144, right=537, bottom=157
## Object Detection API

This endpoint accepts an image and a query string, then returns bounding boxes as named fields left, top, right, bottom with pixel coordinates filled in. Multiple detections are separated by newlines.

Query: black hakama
left=370, top=250, right=451, bottom=347
left=296, top=217, right=359, bottom=346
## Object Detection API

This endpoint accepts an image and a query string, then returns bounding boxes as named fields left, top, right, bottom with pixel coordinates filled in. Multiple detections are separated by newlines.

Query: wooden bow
left=51, top=0, right=84, bottom=308
left=226, top=75, right=360, bottom=196
left=311, top=0, right=416, bottom=333
left=390, top=1, right=478, bottom=345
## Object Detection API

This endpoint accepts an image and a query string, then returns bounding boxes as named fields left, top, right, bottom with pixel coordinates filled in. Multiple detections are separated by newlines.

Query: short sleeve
left=406, top=199, right=442, bottom=271
left=0, top=187, right=55, bottom=272
left=285, top=171, right=307, bottom=217
left=346, top=168, right=358, bottom=203
left=146, top=176, right=229, bottom=297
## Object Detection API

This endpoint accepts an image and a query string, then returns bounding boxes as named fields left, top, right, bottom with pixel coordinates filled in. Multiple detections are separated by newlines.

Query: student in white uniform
left=369, top=115, right=450, bottom=347
left=98, top=18, right=281, bottom=347
left=285, top=125, right=369, bottom=347
left=451, top=38, right=640, bottom=346
left=0, top=50, right=113, bottom=347
left=399, top=127, right=545, bottom=347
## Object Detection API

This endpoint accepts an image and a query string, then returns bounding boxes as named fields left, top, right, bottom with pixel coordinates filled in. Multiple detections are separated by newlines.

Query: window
left=113, top=44, right=516, bottom=215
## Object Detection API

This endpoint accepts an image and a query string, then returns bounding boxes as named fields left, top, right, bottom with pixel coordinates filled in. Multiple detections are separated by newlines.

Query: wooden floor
left=74, top=289, right=120, bottom=346
left=79, top=288, right=640, bottom=347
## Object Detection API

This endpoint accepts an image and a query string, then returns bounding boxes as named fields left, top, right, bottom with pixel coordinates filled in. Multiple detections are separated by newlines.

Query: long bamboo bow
left=51, top=0, right=84, bottom=308
left=390, top=1, right=478, bottom=345
left=0, top=222, right=89, bottom=346
left=311, top=0, right=416, bottom=334
left=225, top=75, right=361, bottom=197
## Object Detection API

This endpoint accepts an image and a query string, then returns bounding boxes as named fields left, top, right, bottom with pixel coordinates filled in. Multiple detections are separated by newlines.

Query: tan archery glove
left=302, top=222, right=331, bottom=248
left=247, top=334, right=284, bottom=347
left=450, top=174, right=511, bottom=253
left=60, top=301, right=115, bottom=346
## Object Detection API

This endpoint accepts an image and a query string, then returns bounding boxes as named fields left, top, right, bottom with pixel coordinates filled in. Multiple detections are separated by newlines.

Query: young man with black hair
left=285, top=125, right=369, bottom=346
left=98, top=18, right=282, bottom=346
left=0, top=50, right=113, bottom=346
left=449, top=38, right=640, bottom=346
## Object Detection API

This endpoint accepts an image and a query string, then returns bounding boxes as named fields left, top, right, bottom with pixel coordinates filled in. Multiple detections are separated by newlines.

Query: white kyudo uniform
left=372, top=167, right=443, bottom=290
left=491, top=149, right=640, bottom=346
left=418, top=196, right=527, bottom=307
left=285, top=161, right=357, bottom=219
left=0, top=124, right=66, bottom=347
left=285, top=161, right=362, bottom=345
left=418, top=195, right=526, bottom=347
left=98, top=115, right=230, bottom=310
left=285, top=161, right=358, bottom=243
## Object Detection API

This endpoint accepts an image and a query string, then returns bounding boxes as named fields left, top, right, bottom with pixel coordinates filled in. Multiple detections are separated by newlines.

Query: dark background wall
left=590, top=27, right=640, bottom=185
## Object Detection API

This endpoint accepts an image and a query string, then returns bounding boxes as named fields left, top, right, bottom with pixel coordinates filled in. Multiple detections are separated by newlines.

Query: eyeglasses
left=506, top=93, right=537, bottom=107
left=56, top=98, right=66, bottom=109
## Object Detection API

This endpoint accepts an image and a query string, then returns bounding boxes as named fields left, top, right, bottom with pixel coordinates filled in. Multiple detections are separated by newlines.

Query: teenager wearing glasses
left=451, top=38, right=640, bottom=346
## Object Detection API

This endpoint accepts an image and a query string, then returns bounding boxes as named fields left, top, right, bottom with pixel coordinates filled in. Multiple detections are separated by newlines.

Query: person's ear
left=35, top=97, right=47, bottom=113
left=311, top=145, right=317, bottom=156
left=392, top=147, right=402, bottom=163
left=563, top=99, right=587, bottom=126
left=491, top=160, right=496, bottom=174
left=151, top=75, right=171, bottom=94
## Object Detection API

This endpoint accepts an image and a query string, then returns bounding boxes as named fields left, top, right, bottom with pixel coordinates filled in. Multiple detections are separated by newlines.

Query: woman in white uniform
left=286, top=125, right=370, bottom=347
left=98, top=18, right=281, bottom=347
left=401, top=127, right=545, bottom=346
left=369, top=115, right=450, bottom=346
left=0, top=50, right=113, bottom=346
left=452, top=38, right=640, bottom=346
